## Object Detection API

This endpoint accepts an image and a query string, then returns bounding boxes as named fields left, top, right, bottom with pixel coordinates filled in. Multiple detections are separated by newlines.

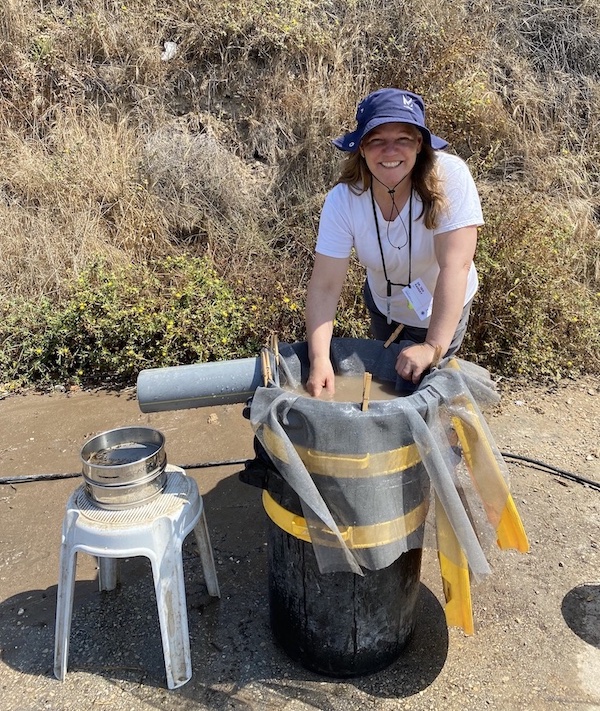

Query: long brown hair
left=335, top=126, right=447, bottom=230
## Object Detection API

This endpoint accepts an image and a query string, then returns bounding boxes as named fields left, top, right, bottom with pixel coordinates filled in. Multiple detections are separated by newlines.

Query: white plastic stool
left=54, top=466, right=220, bottom=689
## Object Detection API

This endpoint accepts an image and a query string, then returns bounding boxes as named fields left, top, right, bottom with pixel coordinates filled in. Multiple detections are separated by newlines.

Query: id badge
left=402, top=278, right=433, bottom=321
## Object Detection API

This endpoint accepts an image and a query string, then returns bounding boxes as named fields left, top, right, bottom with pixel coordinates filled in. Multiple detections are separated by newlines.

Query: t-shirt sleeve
left=315, top=185, right=355, bottom=258
left=435, top=154, right=484, bottom=234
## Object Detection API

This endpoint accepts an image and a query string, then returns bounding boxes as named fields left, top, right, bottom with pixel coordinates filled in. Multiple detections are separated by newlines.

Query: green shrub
left=464, top=189, right=600, bottom=380
left=0, top=256, right=271, bottom=389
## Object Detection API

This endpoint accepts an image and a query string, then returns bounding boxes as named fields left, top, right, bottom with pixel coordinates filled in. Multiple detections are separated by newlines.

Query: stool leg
left=193, top=509, right=220, bottom=598
left=150, top=534, right=192, bottom=689
left=98, top=557, right=119, bottom=591
left=54, top=546, right=78, bottom=681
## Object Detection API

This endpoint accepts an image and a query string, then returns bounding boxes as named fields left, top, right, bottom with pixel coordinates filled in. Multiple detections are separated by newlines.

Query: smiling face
left=360, top=122, right=423, bottom=193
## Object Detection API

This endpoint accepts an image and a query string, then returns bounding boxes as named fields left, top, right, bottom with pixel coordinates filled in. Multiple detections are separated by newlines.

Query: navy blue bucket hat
left=333, top=88, right=448, bottom=151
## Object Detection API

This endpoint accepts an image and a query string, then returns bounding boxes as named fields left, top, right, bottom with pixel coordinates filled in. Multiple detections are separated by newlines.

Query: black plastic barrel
left=242, top=339, right=432, bottom=676
left=240, top=421, right=429, bottom=677
left=264, top=477, right=424, bottom=677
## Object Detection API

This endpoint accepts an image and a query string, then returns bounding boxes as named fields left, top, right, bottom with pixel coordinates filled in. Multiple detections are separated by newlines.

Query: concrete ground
left=1, top=383, right=600, bottom=710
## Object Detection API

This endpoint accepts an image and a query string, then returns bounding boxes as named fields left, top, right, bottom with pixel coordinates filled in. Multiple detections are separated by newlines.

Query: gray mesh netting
left=250, top=338, right=528, bottom=581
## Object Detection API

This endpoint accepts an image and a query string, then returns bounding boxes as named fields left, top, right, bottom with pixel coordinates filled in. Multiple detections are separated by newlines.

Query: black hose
left=0, top=471, right=82, bottom=484
left=1, top=453, right=598, bottom=492
left=0, top=458, right=249, bottom=486
left=180, top=459, right=248, bottom=470
left=500, top=452, right=600, bottom=492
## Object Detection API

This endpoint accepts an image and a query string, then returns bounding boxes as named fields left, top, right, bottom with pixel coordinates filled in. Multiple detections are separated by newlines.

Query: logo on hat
left=403, top=96, right=414, bottom=111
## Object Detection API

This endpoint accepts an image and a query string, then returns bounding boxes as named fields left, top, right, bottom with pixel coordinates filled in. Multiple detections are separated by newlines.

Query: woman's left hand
left=395, top=342, right=437, bottom=384
left=393, top=224, right=477, bottom=384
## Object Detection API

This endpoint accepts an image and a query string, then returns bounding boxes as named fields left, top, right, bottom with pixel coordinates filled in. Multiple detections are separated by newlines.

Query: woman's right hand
left=306, top=356, right=336, bottom=398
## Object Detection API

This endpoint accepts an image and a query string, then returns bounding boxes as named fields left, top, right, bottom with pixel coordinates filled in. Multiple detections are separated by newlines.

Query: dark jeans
left=363, top=280, right=473, bottom=391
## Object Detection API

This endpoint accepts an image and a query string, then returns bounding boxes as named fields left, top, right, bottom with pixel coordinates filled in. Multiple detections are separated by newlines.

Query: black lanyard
left=370, top=186, right=413, bottom=324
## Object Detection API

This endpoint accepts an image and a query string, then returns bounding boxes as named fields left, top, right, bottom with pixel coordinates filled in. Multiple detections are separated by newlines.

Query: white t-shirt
left=315, top=151, right=484, bottom=328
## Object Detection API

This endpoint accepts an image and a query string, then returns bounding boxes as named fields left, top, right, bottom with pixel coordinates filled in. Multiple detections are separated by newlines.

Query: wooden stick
left=361, top=372, right=372, bottom=412
left=383, top=324, right=404, bottom=349
left=269, top=332, right=280, bottom=365
left=260, top=349, right=271, bottom=386
left=260, top=350, right=267, bottom=386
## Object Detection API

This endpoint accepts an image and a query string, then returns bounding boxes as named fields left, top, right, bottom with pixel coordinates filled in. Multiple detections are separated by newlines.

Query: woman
left=305, top=88, right=483, bottom=396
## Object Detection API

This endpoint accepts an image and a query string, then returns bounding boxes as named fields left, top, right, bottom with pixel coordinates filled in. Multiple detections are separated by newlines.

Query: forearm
left=305, top=293, right=336, bottom=397
left=426, top=265, right=470, bottom=354
left=304, top=254, right=349, bottom=396
left=426, top=225, right=478, bottom=354
left=306, top=288, right=337, bottom=362
left=395, top=267, right=467, bottom=383
left=395, top=224, right=476, bottom=383
left=305, top=254, right=349, bottom=360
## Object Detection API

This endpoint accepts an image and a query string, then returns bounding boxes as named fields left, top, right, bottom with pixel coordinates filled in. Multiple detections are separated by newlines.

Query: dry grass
left=1, top=107, right=173, bottom=296
left=1, top=0, right=599, bottom=383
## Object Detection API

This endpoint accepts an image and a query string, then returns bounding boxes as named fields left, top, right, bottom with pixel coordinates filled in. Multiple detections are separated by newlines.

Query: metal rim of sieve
left=80, top=426, right=166, bottom=486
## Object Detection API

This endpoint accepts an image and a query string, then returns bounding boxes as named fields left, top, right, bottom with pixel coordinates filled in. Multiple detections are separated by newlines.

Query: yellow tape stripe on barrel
left=262, top=490, right=428, bottom=549
left=262, top=424, right=421, bottom=478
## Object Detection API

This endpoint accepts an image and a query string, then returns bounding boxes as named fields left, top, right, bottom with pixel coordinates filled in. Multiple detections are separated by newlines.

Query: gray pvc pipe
left=136, top=358, right=263, bottom=412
